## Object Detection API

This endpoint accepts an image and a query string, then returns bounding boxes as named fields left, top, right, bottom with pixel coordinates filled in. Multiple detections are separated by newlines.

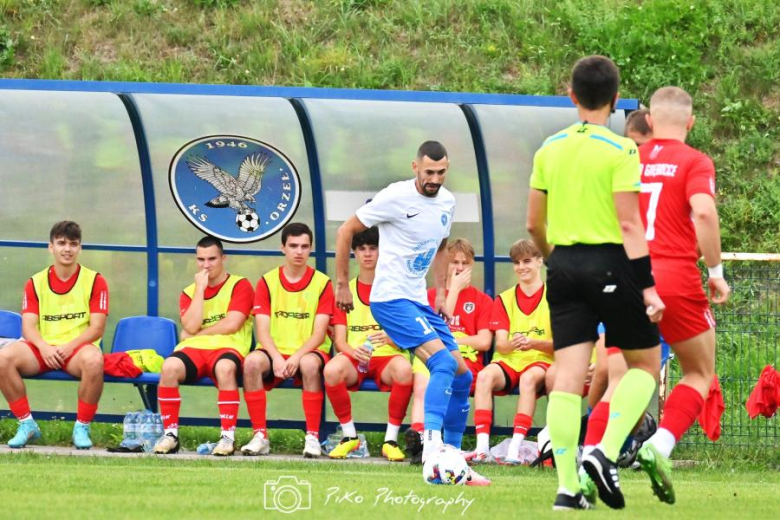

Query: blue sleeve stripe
left=541, top=133, right=568, bottom=148
left=589, top=134, right=624, bottom=150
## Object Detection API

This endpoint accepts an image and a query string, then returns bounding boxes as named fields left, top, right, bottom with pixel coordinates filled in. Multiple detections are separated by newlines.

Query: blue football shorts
left=370, top=299, right=458, bottom=352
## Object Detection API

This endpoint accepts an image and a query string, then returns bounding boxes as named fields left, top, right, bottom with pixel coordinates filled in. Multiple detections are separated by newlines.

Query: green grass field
left=0, top=453, right=777, bottom=519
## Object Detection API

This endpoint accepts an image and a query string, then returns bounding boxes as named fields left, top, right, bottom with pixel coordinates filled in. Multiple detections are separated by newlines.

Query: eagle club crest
left=169, top=136, right=301, bottom=243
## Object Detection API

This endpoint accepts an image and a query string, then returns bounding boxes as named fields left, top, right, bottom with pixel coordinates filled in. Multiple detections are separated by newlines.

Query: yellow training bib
left=31, top=265, right=101, bottom=348
left=176, top=275, right=253, bottom=356
left=491, top=285, right=554, bottom=372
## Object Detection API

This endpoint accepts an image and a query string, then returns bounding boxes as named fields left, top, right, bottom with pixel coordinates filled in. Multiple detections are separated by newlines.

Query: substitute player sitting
left=154, top=236, right=254, bottom=456
left=636, top=86, right=731, bottom=504
left=407, top=238, right=492, bottom=460
left=325, top=227, right=413, bottom=462
left=0, top=221, right=108, bottom=449
left=469, top=239, right=554, bottom=464
left=241, top=223, right=334, bottom=458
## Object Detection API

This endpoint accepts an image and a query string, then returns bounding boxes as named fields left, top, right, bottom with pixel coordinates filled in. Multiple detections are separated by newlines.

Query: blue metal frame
left=289, top=98, right=328, bottom=273
left=119, top=94, right=160, bottom=316
left=461, top=104, right=496, bottom=297
left=0, top=78, right=639, bottom=110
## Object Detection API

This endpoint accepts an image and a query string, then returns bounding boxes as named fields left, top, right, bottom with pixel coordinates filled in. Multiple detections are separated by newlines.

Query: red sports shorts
left=260, top=350, right=330, bottom=390
left=494, top=361, right=551, bottom=396
left=26, top=341, right=95, bottom=374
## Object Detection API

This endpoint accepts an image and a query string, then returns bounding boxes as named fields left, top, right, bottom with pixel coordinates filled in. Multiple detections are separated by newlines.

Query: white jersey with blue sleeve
left=355, top=179, right=455, bottom=305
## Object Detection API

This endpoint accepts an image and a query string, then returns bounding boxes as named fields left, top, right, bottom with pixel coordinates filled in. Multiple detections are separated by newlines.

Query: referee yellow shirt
left=529, top=122, right=640, bottom=246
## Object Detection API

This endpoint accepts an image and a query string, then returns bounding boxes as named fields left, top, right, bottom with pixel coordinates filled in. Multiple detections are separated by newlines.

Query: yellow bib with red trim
left=31, top=266, right=101, bottom=347
left=491, top=284, right=554, bottom=372
left=176, top=275, right=253, bottom=356
left=261, top=267, right=332, bottom=355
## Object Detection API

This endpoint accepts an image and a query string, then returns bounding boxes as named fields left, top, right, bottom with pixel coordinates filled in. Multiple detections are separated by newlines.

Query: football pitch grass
left=1, top=452, right=777, bottom=519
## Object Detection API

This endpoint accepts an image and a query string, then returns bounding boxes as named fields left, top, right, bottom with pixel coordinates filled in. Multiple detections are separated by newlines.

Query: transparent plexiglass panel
left=133, top=94, right=311, bottom=249
left=475, top=105, right=627, bottom=256
left=0, top=90, right=145, bottom=245
left=305, top=99, right=483, bottom=256
left=0, top=247, right=146, bottom=348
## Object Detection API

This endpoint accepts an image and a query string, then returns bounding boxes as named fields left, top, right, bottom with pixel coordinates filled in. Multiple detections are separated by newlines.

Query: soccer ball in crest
left=236, top=211, right=260, bottom=233
left=422, top=446, right=468, bottom=485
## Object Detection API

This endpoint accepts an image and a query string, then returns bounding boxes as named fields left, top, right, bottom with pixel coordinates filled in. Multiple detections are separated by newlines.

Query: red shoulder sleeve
left=685, top=153, right=716, bottom=200
left=489, top=297, right=510, bottom=331
left=331, top=304, right=347, bottom=326
left=179, top=292, right=192, bottom=316
left=476, top=292, right=493, bottom=331
left=89, top=274, right=109, bottom=314
left=22, top=279, right=39, bottom=314
left=317, top=280, right=334, bottom=315
left=228, top=278, right=254, bottom=316
left=251, top=278, right=271, bottom=316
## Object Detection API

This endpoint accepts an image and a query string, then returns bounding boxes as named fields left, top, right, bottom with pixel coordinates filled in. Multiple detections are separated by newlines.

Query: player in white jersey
left=335, top=141, right=489, bottom=485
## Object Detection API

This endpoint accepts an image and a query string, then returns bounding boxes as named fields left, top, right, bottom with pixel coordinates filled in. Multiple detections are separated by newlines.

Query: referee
left=526, top=55, right=665, bottom=511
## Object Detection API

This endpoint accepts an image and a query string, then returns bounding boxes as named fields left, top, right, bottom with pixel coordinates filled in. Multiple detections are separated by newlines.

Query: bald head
left=649, top=86, right=693, bottom=127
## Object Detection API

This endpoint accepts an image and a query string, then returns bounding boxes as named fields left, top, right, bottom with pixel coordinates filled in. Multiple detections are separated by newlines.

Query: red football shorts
left=654, top=259, right=715, bottom=344
left=26, top=341, right=94, bottom=374
left=345, top=353, right=405, bottom=392
left=175, top=347, right=244, bottom=384
left=494, top=361, right=551, bottom=396
left=262, top=350, right=330, bottom=390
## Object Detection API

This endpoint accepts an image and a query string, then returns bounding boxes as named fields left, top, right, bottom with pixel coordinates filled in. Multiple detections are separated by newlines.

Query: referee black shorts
left=546, top=244, right=659, bottom=351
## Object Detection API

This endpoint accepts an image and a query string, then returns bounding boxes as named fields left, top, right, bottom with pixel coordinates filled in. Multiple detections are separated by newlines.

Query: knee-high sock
left=423, top=350, right=457, bottom=432
left=547, top=391, right=582, bottom=495
left=600, top=369, right=656, bottom=461
left=158, top=386, right=181, bottom=434
left=9, top=397, right=32, bottom=422
left=218, top=390, right=240, bottom=439
left=76, top=400, right=98, bottom=425
left=650, top=383, right=704, bottom=458
left=302, top=390, right=324, bottom=438
left=244, top=389, right=267, bottom=436
left=325, top=382, right=353, bottom=424
left=584, top=401, right=609, bottom=447
left=443, top=370, right=473, bottom=449
left=388, top=381, right=413, bottom=426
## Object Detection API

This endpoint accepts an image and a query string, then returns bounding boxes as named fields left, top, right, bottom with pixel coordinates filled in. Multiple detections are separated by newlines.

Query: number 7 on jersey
left=641, top=182, right=663, bottom=241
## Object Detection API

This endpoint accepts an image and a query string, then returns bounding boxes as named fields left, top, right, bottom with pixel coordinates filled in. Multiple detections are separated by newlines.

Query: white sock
left=164, top=428, right=178, bottom=437
left=21, top=415, right=34, bottom=423
left=476, top=433, right=490, bottom=454
left=385, top=423, right=400, bottom=442
left=507, top=433, right=525, bottom=459
left=221, top=430, right=235, bottom=441
left=341, top=421, right=357, bottom=438
left=648, top=427, right=676, bottom=458
left=422, top=429, right=443, bottom=460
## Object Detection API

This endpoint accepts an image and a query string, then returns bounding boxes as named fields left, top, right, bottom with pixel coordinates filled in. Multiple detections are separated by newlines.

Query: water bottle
left=197, top=442, right=217, bottom=455
left=353, top=434, right=370, bottom=458
left=357, top=339, right=373, bottom=374
left=152, top=413, right=164, bottom=440
left=123, top=411, right=139, bottom=442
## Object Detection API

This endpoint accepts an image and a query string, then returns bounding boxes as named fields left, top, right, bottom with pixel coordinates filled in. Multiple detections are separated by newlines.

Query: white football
left=422, top=446, right=468, bottom=485
left=236, top=211, right=260, bottom=233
